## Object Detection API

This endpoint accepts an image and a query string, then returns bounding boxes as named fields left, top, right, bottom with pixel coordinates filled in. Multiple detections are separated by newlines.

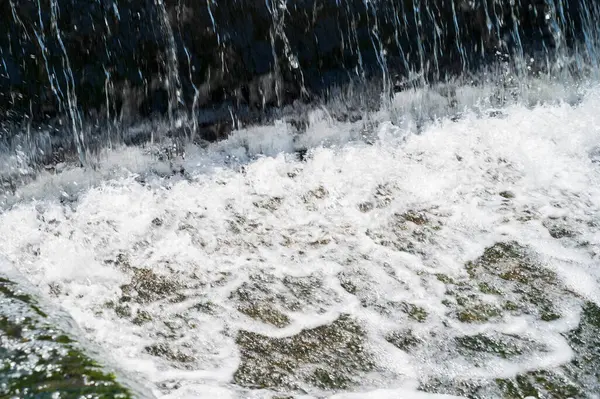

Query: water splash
left=0, top=0, right=600, bottom=175
left=156, top=0, right=183, bottom=127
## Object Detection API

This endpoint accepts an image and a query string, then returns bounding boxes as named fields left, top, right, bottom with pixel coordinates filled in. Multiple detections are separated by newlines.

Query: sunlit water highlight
left=0, top=79, right=599, bottom=397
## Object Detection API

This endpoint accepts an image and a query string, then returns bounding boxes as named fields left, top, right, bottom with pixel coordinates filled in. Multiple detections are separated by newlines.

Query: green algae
left=0, top=277, right=132, bottom=398
left=447, top=292, right=503, bottom=324
left=233, top=314, right=374, bottom=391
left=1, top=348, right=130, bottom=397
left=0, top=277, right=47, bottom=318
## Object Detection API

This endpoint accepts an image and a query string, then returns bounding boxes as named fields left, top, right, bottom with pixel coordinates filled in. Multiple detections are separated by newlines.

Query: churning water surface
left=1, top=77, right=599, bottom=398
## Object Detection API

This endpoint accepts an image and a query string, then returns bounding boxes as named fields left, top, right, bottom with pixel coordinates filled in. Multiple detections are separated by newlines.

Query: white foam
left=330, top=388, right=463, bottom=399
left=0, top=83, right=599, bottom=398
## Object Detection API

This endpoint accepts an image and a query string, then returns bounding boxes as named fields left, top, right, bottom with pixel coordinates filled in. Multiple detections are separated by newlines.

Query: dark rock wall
left=0, top=0, right=597, bottom=138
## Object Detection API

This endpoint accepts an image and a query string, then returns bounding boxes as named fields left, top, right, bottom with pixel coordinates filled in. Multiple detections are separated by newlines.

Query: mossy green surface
left=0, top=277, right=47, bottom=318
left=0, top=277, right=132, bottom=398
left=423, top=242, right=600, bottom=398
left=452, top=242, right=564, bottom=323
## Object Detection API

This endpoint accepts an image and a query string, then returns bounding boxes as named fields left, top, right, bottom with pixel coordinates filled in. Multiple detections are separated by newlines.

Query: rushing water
left=1, top=1, right=600, bottom=398
left=1, top=78, right=600, bottom=398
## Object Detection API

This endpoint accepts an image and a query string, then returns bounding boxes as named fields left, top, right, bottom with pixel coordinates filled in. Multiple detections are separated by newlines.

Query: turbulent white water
left=0, top=82, right=599, bottom=398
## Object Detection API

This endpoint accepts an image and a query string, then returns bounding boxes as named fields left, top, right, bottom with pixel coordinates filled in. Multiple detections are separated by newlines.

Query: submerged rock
left=0, top=277, right=132, bottom=398
left=230, top=272, right=336, bottom=316
left=386, top=329, right=422, bottom=352
left=120, top=266, right=182, bottom=304
left=495, top=370, right=581, bottom=398
left=462, top=241, right=566, bottom=322
left=366, top=208, right=444, bottom=256
left=454, top=333, right=536, bottom=359
left=562, top=301, right=600, bottom=394
left=234, top=314, right=374, bottom=391
left=238, top=303, right=291, bottom=328
left=425, top=242, right=600, bottom=397
left=144, top=343, right=195, bottom=364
